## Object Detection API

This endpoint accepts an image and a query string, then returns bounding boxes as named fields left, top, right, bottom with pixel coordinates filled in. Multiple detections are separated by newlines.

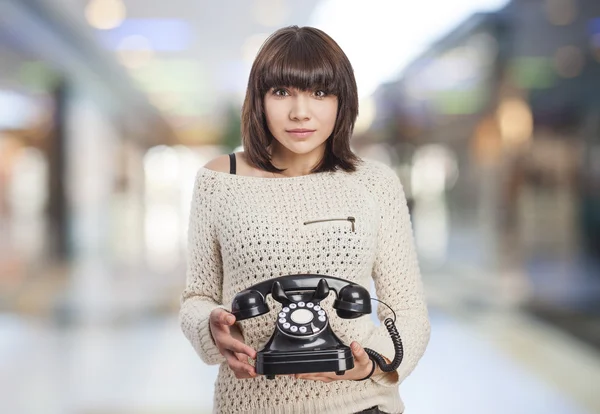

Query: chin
left=279, top=140, right=327, bottom=155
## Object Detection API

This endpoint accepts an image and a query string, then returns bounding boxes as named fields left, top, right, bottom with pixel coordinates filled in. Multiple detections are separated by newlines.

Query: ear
left=231, top=290, right=269, bottom=320
left=333, top=284, right=371, bottom=319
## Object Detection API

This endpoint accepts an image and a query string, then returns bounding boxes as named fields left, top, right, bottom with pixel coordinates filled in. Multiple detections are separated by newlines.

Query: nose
left=289, top=94, right=310, bottom=121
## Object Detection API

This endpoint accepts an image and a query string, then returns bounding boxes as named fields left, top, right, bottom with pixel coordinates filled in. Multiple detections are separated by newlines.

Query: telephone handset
left=231, top=274, right=403, bottom=379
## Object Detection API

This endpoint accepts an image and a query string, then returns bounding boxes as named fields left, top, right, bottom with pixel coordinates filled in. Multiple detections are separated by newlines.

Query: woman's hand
left=209, top=308, right=257, bottom=379
left=294, top=341, right=375, bottom=382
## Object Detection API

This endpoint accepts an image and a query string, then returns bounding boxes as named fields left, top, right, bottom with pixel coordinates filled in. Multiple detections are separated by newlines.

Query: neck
left=269, top=142, right=326, bottom=177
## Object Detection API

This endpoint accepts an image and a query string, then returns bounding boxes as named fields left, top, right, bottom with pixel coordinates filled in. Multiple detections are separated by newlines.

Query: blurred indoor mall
left=1, top=0, right=599, bottom=413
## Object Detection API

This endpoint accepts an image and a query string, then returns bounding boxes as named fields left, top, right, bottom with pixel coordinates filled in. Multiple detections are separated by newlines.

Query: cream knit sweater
left=179, top=158, right=430, bottom=414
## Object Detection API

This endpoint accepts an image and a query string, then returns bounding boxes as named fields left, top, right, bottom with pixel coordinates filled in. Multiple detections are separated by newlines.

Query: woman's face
left=263, top=86, right=338, bottom=156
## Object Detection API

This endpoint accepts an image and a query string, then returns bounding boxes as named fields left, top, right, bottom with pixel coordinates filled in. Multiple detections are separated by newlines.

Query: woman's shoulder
left=203, top=154, right=231, bottom=173
left=191, top=155, right=232, bottom=194
left=202, top=152, right=268, bottom=178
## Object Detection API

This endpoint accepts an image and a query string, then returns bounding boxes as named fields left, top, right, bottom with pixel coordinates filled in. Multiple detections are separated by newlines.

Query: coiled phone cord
left=363, top=298, right=403, bottom=372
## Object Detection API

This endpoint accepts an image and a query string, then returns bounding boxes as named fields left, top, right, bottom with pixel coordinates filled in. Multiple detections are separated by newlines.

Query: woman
left=179, top=26, right=430, bottom=414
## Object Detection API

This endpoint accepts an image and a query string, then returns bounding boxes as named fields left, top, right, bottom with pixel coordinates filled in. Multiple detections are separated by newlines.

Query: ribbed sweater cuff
left=180, top=298, right=227, bottom=365
left=200, top=308, right=227, bottom=364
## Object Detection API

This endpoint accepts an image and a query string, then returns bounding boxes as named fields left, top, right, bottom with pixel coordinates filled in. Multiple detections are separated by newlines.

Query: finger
left=223, top=349, right=256, bottom=377
left=232, top=367, right=256, bottom=379
left=351, top=341, right=370, bottom=364
left=222, top=337, right=257, bottom=359
left=235, top=352, right=248, bottom=363
left=235, top=352, right=256, bottom=367
left=212, top=309, right=236, bottom=326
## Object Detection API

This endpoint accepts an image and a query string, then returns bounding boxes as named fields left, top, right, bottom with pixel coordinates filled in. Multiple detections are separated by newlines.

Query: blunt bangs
left=257, top=37, right=342, bottom=95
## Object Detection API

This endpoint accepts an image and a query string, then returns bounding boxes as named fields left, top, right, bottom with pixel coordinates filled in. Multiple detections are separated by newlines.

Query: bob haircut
left=241, top=25, right=361, bottom=174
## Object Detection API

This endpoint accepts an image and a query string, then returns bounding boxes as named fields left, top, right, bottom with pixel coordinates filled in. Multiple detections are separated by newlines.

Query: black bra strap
left=228, top=153, right=236, bottom=175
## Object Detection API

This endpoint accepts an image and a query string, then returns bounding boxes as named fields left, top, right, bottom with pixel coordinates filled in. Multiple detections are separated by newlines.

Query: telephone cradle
left=231, top=274, right=403, bottom=379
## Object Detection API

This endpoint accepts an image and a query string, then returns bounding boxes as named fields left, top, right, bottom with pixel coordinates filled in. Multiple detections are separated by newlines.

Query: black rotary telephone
left=231, top=274, right=403, bottom=379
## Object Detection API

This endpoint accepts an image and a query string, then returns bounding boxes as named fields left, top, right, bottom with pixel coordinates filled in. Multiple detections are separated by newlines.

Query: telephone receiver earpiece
left=231, top=289, right=269, bottom=320
left=334, top=284, right=371, bottom=318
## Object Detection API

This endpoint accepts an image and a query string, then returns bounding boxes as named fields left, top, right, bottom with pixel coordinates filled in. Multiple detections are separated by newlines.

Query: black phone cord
left=363, top=298, right=403, bottom=372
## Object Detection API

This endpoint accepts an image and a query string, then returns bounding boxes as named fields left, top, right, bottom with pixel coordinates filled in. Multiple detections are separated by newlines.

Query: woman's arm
left=361, top=163, right=431, bottom=386
left=179, top=169, right=227, bottom=365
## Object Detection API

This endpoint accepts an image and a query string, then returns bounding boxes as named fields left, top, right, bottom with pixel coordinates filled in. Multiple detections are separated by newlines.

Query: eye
left=314, top=90, right=328, bottom=98
left=272, top=88, right=289, bottom=97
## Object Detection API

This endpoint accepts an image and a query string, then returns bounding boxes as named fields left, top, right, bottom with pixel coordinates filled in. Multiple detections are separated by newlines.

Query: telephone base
left=256, top=346, right=354, bottom=378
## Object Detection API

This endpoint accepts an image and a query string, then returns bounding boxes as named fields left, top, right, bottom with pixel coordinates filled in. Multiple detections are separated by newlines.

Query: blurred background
left=1, top=0, right=599, bottom=413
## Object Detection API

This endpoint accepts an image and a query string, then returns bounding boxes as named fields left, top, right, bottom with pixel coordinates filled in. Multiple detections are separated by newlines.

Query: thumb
left=219, top=310, right=236, bottom=326
left=351, top=341, right=370, bottom=364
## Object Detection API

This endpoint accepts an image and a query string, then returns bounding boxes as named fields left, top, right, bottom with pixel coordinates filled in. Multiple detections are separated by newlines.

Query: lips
left=286, top=129, right=316, bottom=139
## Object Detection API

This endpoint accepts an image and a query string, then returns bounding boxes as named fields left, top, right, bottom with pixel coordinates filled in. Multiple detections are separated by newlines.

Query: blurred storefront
left=369, top=0, right=600, bottom=348
left=0, top=0, right=176, bottom=317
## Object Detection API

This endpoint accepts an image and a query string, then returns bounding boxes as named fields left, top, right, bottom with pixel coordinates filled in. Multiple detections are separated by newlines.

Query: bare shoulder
left=203, top=154, right=232, bottom=173
left=204, top=152, right=263, bottom=177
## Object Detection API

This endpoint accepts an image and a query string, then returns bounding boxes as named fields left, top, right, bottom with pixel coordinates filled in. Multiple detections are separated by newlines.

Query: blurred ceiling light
left=544, top=0, right=577, bottom=26
left=116, top=35, right=154, bottom=69
left=242, top=33, right=270, bottom=64
left=553, top=45, right=584, bottom=78
left=85, top=0, right=126, bottom=30
left=354, top=97, right=376, bottom=135
left=496, top=98, right=533, bottom=147
left=254, top=0, right=290, bottom=26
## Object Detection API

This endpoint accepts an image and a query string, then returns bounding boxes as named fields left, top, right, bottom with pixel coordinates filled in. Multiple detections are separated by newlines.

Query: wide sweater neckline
left=199, top=165, right=349, bottom=182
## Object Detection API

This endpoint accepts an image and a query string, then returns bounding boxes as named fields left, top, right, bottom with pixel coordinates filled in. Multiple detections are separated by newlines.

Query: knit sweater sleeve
left=361, top=163, right=431, bottom=387
left=179, top=169, right=227, bottom=365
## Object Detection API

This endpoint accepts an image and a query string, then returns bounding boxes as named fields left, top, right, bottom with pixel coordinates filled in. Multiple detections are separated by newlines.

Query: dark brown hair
left=241, top=26, right=361, bottom=174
